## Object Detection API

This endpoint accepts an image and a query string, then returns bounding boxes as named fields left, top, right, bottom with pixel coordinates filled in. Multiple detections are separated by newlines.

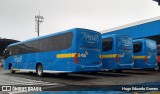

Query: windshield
left=146, top=40, right=156, bottom=49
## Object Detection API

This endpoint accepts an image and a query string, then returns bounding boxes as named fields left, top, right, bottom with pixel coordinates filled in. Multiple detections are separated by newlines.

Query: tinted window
left=158, top=49, right=160, bottom=55
left=39, top=38, right=48, bottom=51
left=102, top=38, right=113, bottom=52
left=133, top=42, right=142, bottom=53
left=6, top=32, right=73, bottom=56
left=48, top=32, right=72, bottom=51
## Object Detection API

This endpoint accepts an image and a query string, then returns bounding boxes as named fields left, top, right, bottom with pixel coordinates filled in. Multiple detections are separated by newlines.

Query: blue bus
left=133, top=38, right=158, bottom=69
left=3, top=28, right=102, bottom=76
left=102, top=34, right=134, bottom=72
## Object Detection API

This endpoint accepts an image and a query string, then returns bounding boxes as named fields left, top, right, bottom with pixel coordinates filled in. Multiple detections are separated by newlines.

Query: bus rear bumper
left=145, top=63, right=158, bottom=69
left=78, top=65, right=102, bottom=72
left=116, top=63, right=134, bottom=69
left=134, top=63, right=158, bottom=69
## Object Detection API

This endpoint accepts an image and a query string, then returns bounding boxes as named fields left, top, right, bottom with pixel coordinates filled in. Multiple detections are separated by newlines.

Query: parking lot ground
left=0, top=67, right=160, bottom=93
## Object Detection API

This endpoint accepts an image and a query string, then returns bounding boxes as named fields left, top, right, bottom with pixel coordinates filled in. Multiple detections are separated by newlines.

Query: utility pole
left=35, top=12, right=44, bottom=37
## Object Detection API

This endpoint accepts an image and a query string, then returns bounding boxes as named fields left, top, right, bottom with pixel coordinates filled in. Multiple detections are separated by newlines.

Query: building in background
left=102, top=16, right=160, bottom=70
left=0, top=38, right=19, bottom=67
left=102, top=16, right=160, bottom=44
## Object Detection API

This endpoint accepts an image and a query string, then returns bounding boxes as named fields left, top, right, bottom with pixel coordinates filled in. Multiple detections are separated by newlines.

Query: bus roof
left=8, top=28, right=99, bottom=47
left=102, top=34, right=130, bottom=39
left=133, top=38, right=154, bottom=42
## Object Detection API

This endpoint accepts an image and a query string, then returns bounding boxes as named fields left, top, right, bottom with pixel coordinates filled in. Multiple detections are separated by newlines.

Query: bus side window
left=48, top=32, right=72, bottom=51
left=133, top=42, right=142, bottom=53
left=30, top=41, right=40, bottom=53
left=102, top=37, right=113, bottom=52
left=57, top=34, right=65, bottom=50
left=48, top=36, right=58, bottom=51
left=39, top=38, right=48, bottom=52
left=63, top=32, right=72, bottom=49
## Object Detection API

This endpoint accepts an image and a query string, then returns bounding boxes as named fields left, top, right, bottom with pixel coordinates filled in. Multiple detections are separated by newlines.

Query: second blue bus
left=102, top=34, right=134, bottom=72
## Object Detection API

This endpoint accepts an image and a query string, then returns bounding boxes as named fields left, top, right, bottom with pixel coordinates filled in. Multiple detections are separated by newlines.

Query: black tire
left=90, top=72, right=98, bottom=74
left=10, top=65, right=15, bottom=74
left=114, top=70, right=123, bottom=73
left=108, top=70, right=114, bottom=72
left=58, top=73, right=68, bottom=76
left=29, top=71, right=33, bottom=74
left=36, top=64, right=43, bottom=77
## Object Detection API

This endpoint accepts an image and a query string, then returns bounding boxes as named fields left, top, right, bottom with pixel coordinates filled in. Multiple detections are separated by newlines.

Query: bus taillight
left=100, top=55, right=102, bottom=64
left=115, top=55, right=119, bottom=63
left=144, top=56, right=147, bottom=63
left=74, top=53, right=79, bottom=64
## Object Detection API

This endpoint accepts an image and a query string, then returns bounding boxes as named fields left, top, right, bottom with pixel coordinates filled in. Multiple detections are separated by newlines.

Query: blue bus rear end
left=71, top=29, right=102, bottom=72
left=102, top=34, right=134, bottom=71
left=133, top=39, right=158, bottom=69
left=4, top=28, right=102, bottom=76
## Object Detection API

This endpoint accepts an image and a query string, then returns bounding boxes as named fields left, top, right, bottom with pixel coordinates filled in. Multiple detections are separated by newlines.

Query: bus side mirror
left=3, top=50, right=9, bottom=59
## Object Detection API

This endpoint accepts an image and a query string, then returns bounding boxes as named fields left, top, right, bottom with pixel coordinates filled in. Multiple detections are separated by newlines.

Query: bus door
left=102, top=37, right=114, bottom=69
left=116, top=35, right=133, bottom=66
left=77, top=31, right=101, bottom=68
left=133, top=41, right=143, bottom=68
left=145, top=40, right=157, bottom=67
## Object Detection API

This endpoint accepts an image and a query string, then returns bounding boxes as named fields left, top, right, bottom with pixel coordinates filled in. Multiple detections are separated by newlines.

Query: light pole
left=35, top=12, right=44, bottom=37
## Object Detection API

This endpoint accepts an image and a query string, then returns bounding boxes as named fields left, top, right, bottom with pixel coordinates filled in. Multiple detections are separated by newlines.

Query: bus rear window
left=133, top=42, right=142, bottom=53
left=102, top=38, right=113, bottom=52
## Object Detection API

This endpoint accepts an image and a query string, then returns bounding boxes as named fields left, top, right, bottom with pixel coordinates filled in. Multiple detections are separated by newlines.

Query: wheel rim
left=10, top=66, right=13, bottom=72
left=155, top=67, right=159, bottom=70
left=38, top=65, right=42, bottom=76
left=10, top=67, right=12, bottom=72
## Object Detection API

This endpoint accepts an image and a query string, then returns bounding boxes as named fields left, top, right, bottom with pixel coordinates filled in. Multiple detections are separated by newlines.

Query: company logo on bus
left=14, top=55, right=22, bottom=62
left=120, top=37, right=132, bottom=46
left=81, top=32, right=99, bottom=42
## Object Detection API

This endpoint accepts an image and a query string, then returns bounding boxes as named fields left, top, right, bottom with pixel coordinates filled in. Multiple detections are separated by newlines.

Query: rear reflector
left=144, top=56, right=147, bottom=63
left=100, top=55, right=102, bottom=64
left=115, top=55, right=119, bottom=63
left=74, top=53, right=79, bottom=64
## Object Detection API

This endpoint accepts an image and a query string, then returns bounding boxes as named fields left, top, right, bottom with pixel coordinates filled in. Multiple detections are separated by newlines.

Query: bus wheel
left=36, top=64, right=43, bottom=77
left=58, top=73, right=68, bottom=76
left=10, top=65, right=15, bottom=74
left=155, top=63, right=160, bottom=71
left=114, top=70, right=123, bottom=73
left=108, top=70, right=114, bottom=72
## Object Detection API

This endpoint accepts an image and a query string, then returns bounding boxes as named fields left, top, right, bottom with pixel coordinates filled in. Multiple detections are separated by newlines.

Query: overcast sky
left=0, top=0, right=160, bottom=41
